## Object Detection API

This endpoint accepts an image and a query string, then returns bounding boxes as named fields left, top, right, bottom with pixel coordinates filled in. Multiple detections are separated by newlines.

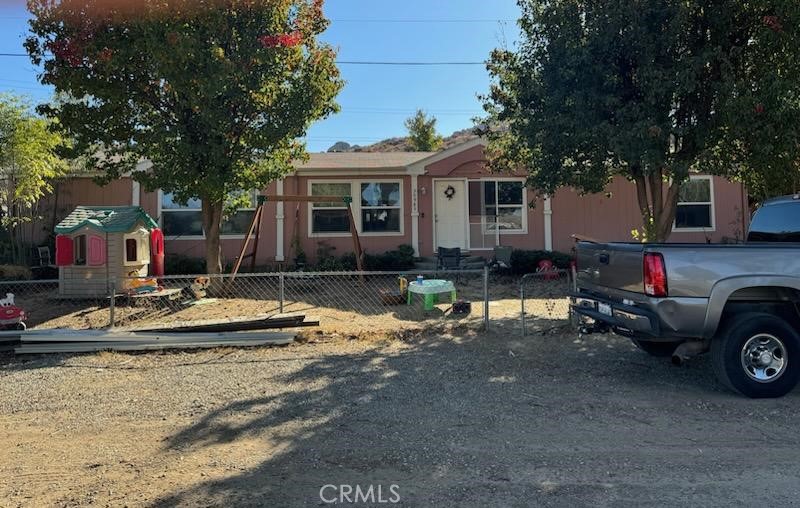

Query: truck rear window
left=747, top=202, right=800, bottom=242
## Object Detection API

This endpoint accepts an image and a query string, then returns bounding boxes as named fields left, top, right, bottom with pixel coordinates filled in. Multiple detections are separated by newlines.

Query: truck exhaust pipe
left=671, top=340, right=710, bottom=366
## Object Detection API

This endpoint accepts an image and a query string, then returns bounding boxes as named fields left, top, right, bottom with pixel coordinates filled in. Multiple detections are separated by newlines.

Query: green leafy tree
left=26, top=0, right=344, bottom=272
left=0, top=94, right=66, bottom=264
left=483, top=1, right=800, bottom=241
left=404, top=109, right=443, bottom=151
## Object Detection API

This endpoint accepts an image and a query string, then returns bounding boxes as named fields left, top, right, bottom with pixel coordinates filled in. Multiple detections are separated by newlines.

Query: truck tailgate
left=576, top=242, right=645, bottom=294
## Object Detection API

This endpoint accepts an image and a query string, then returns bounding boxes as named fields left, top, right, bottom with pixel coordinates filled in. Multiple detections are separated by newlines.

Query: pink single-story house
left=35, top=138, right=749, bottom=265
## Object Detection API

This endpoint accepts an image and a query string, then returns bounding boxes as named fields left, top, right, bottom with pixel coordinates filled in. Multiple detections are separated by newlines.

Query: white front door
left=434, top=180, right=468, bottom=249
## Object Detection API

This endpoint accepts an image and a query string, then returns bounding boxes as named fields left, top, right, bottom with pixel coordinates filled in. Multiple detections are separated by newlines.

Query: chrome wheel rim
left=740, top=334, right=787, bottom=383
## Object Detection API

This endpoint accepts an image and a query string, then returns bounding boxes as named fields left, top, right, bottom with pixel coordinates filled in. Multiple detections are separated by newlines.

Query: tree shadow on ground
left=149, top=313, right=799, bottom=507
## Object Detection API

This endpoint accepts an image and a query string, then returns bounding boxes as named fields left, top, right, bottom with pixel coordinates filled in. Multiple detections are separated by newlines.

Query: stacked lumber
left=126, top=313, right=318, bottom=334
left=1, top=313, right=316, bottom=354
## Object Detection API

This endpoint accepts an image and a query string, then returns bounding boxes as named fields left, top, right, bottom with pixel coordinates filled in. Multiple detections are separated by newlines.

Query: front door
left=434, top=180, right=467, bottom=249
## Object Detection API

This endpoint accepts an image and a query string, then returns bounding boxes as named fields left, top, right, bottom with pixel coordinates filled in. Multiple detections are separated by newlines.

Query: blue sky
left=0, top=0, right=520, bottom=152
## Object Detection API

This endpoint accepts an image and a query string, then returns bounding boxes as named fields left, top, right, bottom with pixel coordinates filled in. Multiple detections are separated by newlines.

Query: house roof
left=295, top=151, right=437, bottom=170
left=55, top=206, right=159, bottom=234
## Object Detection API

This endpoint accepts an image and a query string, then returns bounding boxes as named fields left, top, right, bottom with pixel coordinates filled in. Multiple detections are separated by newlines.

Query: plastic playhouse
left=54, top=206, right=164, bottom=298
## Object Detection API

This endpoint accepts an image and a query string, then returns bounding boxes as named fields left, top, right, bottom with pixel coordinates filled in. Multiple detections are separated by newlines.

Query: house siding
left=35, top=143, right=751, bottom=269
left=551, top=176, right=748, bottom=253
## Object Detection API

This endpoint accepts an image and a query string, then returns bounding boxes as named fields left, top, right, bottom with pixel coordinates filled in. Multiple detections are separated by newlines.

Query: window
left=360, top=182, right=401, bottom=233
left=310, top=182, right=352, bottom=234
left=309, top=181, right=404, bottom=236
left=124, top=230, right=151, bottom=265
left=674, top=176, right=714, bottom=230
left=161, top=193, right=202, bottom=236
left=222, top=190, right=258, bottom=235
left=161, top=190, right=259, bottom=237
left=125, top=238, right=138, bottom=262
left=468, top=180, right=525, bottom=232
left=73, top=235, right=86, bottom=266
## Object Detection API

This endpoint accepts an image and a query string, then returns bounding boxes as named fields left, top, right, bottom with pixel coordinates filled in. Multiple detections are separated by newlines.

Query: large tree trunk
left=201, top=199, right=224, bottom=274
left=632, top=170, right=682, bottom=243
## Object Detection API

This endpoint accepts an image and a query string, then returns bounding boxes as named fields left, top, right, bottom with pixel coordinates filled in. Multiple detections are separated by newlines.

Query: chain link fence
left=0, top=269, right=491, bottom=332
left=520, top=270, right=574, bottom=336
left=0, top=268, right=577, bottom=336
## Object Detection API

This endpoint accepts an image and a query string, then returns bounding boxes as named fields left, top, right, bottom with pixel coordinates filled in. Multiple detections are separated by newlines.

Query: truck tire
left=711, top=312, right=800, bottom=398
left=632, top=339, right=682, bottom=357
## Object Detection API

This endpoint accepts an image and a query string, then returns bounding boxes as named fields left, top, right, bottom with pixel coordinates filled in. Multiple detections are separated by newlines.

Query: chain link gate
left=520, top=269, right=573, bottom=336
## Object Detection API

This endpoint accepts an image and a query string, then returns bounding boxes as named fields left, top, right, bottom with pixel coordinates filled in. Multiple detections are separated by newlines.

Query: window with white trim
left=309, top=181, right=403, bottom=235
left=674, top=176, right=714, bottom=230
left=468, top=180, right=525, bottom=232
left=310, top=183, right=351, bottom=234
left=161, top=190, right=258, bottom=237
left=360, top=182, right=401, bottom=233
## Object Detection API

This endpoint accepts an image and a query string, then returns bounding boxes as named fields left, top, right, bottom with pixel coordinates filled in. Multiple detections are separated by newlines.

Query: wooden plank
left=123, top=314, right=308, bottom=334
left=15, top=337, right=294, bottom=354
left=20, top=331, right=296, bottom=343
left=229, top=204, right=264, bottom=279
left=347, top=205, right=365, bottom=272
left=263, top=194, right=350, bottom=203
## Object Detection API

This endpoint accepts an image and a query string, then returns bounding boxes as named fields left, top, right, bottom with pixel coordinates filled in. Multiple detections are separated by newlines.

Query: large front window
left=161, top=191, right=258, bottom=237
left=674, top=176, right=714, bottom=230
left=468, top=180, right=525, bottom=232
left=310, top=181, right=403, bottom=235
left=361, top=182, right=401, bottom=233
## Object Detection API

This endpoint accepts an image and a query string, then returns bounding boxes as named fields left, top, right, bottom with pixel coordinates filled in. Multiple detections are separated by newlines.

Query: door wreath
left=444, top=185, right=456, bottom=200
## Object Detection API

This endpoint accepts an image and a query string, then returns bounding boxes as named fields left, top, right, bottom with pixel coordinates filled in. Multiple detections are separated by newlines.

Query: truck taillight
left=643, top=252, right=668, bottom=297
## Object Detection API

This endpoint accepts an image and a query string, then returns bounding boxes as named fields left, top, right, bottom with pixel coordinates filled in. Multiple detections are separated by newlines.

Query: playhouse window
left=126, top=238, right=138, bottom=262
left=161, top=191, right=258, bottom=237
left=73, top=235, right=87, bottom=266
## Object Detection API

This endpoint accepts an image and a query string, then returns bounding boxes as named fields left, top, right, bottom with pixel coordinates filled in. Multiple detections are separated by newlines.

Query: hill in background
left=325, top=127, right=479, bottom=153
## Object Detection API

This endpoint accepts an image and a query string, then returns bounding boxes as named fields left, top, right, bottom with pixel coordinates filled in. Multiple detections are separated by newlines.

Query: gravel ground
left=1, top=318, right=799, bottom=507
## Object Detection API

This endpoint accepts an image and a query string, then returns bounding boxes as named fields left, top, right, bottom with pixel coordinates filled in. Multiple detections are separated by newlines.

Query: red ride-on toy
left=0, top=293, right=26, bottom=330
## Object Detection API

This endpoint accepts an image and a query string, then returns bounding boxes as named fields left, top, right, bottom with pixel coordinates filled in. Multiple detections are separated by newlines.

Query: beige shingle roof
left=296, top=151, right=437, bottom=170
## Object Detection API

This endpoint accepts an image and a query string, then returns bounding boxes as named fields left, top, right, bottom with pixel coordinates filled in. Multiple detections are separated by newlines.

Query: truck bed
left=577, top=241, right=800, bottom=298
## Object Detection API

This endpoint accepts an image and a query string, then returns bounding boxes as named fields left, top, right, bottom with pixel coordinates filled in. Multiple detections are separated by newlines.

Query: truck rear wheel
left=632, top=339, right=682, bottom=357
left=711, top=312, right=800, bottom=398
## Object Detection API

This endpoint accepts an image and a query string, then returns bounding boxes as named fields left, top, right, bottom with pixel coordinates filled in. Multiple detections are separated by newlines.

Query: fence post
left=108, top=280, right=115, bottom=329
left=483, top=265, right=489, bottom=331
left=520, top=275, right=526, bottom=337
left=279, top=273, right=285, bottom=314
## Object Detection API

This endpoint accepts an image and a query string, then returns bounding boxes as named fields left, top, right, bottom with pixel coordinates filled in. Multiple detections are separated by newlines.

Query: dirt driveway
left=1, top=320, right=799, bottom=507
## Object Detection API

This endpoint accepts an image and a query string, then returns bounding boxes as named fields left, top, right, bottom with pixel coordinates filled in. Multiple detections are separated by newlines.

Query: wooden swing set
left=229, top=194, right=364, bottom=279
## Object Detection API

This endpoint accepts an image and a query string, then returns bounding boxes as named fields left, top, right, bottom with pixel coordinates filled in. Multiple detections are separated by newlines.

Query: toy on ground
left=406, top=279, right=457, bottom=311
left=0, top=293, right=26, bottom=330
left=536, top=259, right=561, bottom=280
left=190, top=276, right=210, bottom=299
left=123, top=270, right=160, bottom=294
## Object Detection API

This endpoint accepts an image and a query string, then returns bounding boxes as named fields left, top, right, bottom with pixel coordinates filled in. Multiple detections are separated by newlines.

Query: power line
left=329, top=18, right=514, bottom=23
left=338, top=60, right=484, bottom=66
left=0, top=16, right=513, bottom=22
left=0, top=53, right=486, bottom=65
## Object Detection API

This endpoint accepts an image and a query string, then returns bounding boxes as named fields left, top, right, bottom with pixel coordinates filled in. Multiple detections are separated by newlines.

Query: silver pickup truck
left=571, top=194, right=800, bottom=398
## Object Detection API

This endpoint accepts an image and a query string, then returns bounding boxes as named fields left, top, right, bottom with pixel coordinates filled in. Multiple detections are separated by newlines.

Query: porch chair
left=437, top=247, right=462, bottom=271
left=490, top=246, right=513, bottom=270
left=32, top=246, right=55, bottom=268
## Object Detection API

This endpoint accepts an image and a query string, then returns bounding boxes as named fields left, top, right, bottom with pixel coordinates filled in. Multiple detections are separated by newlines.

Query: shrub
left=510, top=249, right=573, bottom=274
left=0, top=264, right=32, bottom=280
left=364, top=244, right=415, bottom=271
left=164, top=254, right=206, bottom=275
